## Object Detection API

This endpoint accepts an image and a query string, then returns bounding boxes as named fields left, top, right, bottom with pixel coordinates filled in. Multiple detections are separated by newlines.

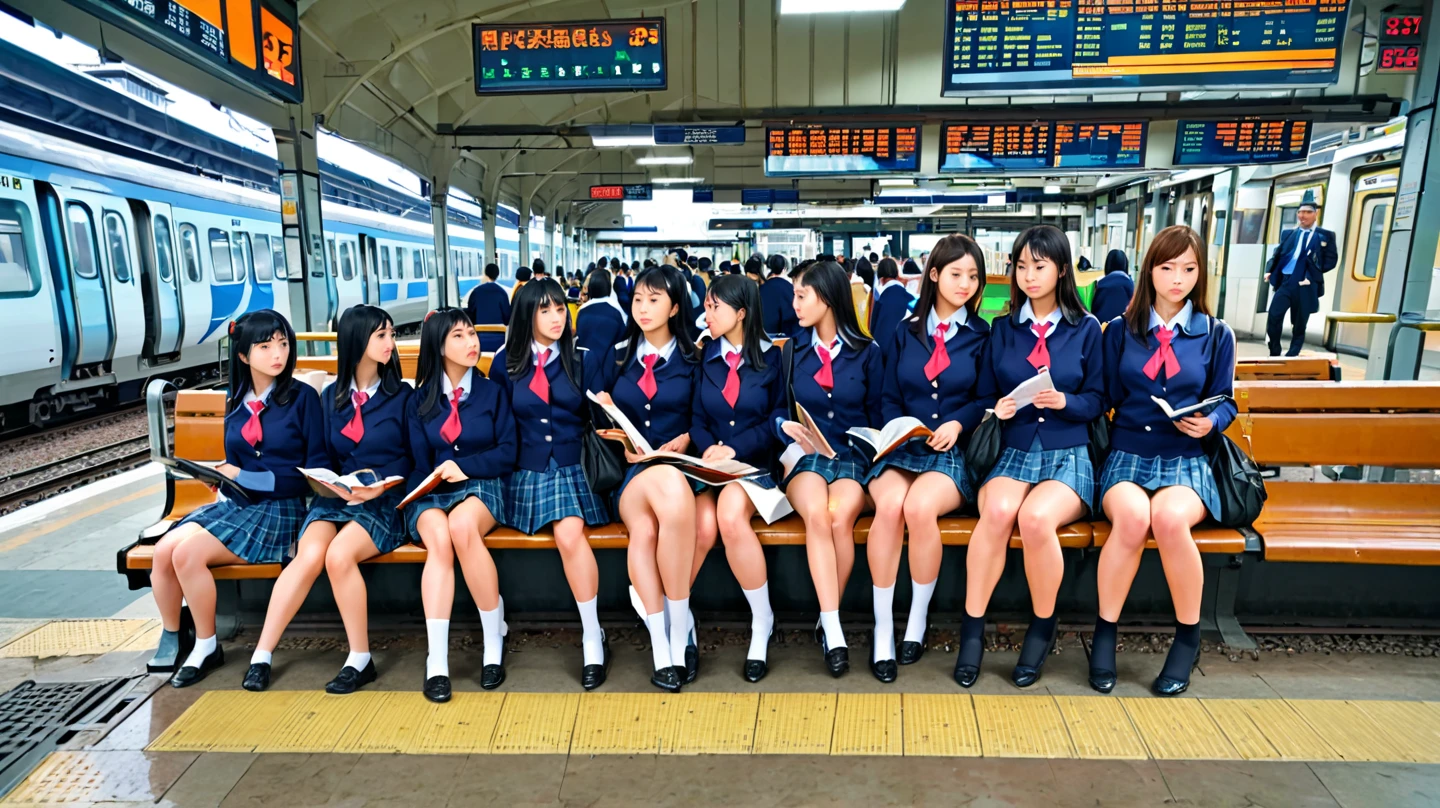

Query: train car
left=495, top=203, right=521, bottom=276
left=445, top=191, right=489, bottom=308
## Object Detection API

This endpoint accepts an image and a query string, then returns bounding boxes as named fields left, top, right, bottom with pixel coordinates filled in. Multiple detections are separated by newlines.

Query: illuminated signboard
left=1172, top=119, right=1312, bottom=167
left=589, top=184, right=652, bottom=200
left=943, top=0, right=1349, bottom=95
left=1377, top=10, right=1424, bottom=74
left=653, top=125, right=746, bottom=145
left=62, top=0, right=302, bottom=103
left=939, top=121, right=1147, bottom=172
left=763, top=123, right=921, bottom=177
left=473, top=19, right=666, bottom=95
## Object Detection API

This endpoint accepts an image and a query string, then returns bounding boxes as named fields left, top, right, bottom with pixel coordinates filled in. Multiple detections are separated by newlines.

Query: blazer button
left=1145, top=425, right=1152, bottom=432
left=254, top=450, right=261, bottom=457
left=728, top=420, right=735, bottom=426
left=931, top=393, right=938, bottom=400
left=931, top=413, right=938, bottom=419
left=645, top=404, right=651, bottom=411
left=645, top=420, right=651, bottom=427
left=1038, top=417, right=1046, bottom=423
left=544, top=435, right=552, bottom=442
left=827, top=411, right=835, bottom=419
left=717, top=440, right=724, bottom=446
left=826, top=392, right=832, bottom=399
left=931, top=380, right=939, bottom=388
left=541, top=418, right=549, bottom=424
left=454, top=444, right=460, bottom=451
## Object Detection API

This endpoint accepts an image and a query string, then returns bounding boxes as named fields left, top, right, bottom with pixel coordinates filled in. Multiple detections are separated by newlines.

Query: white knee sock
left=343, top=651, right=371, bottom=671
left=479, top=597, right=507, bottom=666
left=742, top=583, right=774, bottom=661
left=904, top=579, right=937, bottom=644
left=872, top=585, right=895, bottom=662
left=628, top=585, right=647, bottom=621
left=425, top=619, right=449, bottom=679
left=182, top=635, right=216, bottom=670
left=820, top=610, right=847, bottom=649
left=576, top=597, right=605, bottom=666
left=665, top=597, right=691, bottom=668
left=645, top=612, right=672, bottom=670
left=249, top=649, right=272, bottom=666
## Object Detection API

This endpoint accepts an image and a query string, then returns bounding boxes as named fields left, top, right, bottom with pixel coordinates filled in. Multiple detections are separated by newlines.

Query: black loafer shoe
left=242, top=662, right=270, bottom=692
left=481, top=640, right=507, bottom=690
left=743, top=659, right=768, bottom=683
left=1089, top=669, right=1117, bottom=694
left=898, top=637, right=927, bottom=666
left=954, top=646, right=983, bottom=688
left=148, top=629, right=182, bottom=674
left=815, top=625, right=850, bottom=678
left=1152, top=647, right=1201, bottom=696
left=1011, top=631, right=1058, bottom=689
left=651, top=666, right=682, bottom=693
left=170, top=645, right=224, bottom=688
left=423, top=675, right=452, bottom=703
left=871, top=657, right=898, bottom=683
left=581, top=633, right=610, bottom=691
left=326, top=660, right=377, bottom=695
left=683, top=631, right=699, bottom=685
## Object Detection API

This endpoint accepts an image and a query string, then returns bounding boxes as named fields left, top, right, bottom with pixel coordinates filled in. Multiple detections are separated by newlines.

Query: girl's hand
left=993, top=397, right=1019, bottom=421
left=1031, top=389, right=1067, bottom=410
left=346, top=484, right=385, bottom=503
left=623, top=448, right=647, bottom=464
left=437, top=459, right=468, bottom=483
left=216, top=463, right=241, bottom=480
left=658, top=433, right=691, bottom=454
left=781, top=421, right=818, bottom=455
left=593, top=391, right=615, bottom=407
left=927, top=421, right=962, bottom=452
left=702, top=444, right=737, bottom=462
left=1176, top=414, right=1215, bottom=438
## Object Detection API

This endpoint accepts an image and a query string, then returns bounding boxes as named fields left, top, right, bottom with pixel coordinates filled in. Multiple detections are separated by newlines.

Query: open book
left=586, top=390, right=762, bottom=483
left=1009, top=369, right=1055, bottom=410
left=151, top=455, right=265, bottom=506
left=793, top=403, right=837, bottom=459
left=299, top=468, right=405, bottom=501
left=1151, top=395, right=1228, bottom=421
left=396, top=467, right=445, bottom=510
left=847, top=417, right=934, bottom=462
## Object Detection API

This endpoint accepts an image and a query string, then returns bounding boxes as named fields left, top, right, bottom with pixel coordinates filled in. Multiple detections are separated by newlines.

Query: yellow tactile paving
left=831, top=693, right=902, bottom=756
left=110, top=620, right=164, bottom=654
left=973, top=695, right=1074, bottom=759
left=570, top=692, right=675, bottom=755
left=255, top=691, right=370, bottom=753
left=334, top=693, right=432, bottom=754
left=1351, top=700, right=1440, bottom=764
left=752, top=693, right=836, bottom=754
left=411, top=692, right=506, bottom=754
left=1123, top=698, right=1239, bottom=760
left=0, top=751, right=177, bottom=805
left=1203, top=699, right=1339, bottom=761
left=0, top=619, right=153, bottom=658
left=147, top=691, right=305, bottom=753
left=489, top=692, right=579, bottom=754
left=665, top=692, right=759, bottom=755
left=901, top=694, right=981, bottom=757
left=1053, top=696, right=1148, bottom=760
left=1288, top=699, right=1416, bottom=762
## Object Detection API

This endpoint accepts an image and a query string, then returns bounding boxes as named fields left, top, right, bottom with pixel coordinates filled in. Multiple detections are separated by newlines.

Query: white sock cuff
left=250, top=649, right=272, bottom=666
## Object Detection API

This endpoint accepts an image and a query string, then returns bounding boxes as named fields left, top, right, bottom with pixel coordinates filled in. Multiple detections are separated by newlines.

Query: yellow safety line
left=0, top=620, right=155, bottom=659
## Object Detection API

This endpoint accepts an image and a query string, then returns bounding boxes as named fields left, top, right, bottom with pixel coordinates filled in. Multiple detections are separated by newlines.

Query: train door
left=94, top=201, right=145, bottom=363
left=129, top=200, right=185, bottom=357
left=357, top=234, right=379, bottom=305
left=1335, top=169, right=1399, bottom=352
left=55, top=194, right=115, bottom=368
left=0, top=182, right=58, bottom=393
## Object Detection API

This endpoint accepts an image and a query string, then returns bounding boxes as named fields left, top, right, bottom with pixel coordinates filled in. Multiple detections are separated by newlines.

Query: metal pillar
left=431, top=182, right=452, bottom=310
left=483, top=202, right=498, bottom=268
left=274, top=115, right=327, bottom=335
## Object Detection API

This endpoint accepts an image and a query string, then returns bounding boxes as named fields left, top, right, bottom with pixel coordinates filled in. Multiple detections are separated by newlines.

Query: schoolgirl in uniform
left=406, top=308, right=517, bottom=702
left=960, top=225, right=1105, bottom=689
left=148, top=309, right=325, bottom=688
left=1094, top=225, right=1236, bottom=696
left=243, top=305, right=411, bottom=694
left=592, top=264, right=701, bottom=693
left=689, top=275, right=787, bottom=682
left=778, top=260, right=885, bottom=678
left=490, top=279, right=614, bottom=690
left=865, top=235, right=993, bottom=682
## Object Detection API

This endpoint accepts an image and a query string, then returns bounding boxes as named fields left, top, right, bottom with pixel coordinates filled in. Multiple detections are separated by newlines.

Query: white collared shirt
left=925, top=305, right=969, bottom=342
left=719, top=335, right=744, bottom=369
left=349, top=378, right=381, bottom=398
left=1291, top=226, right=1316, bottom=259
left=809, top=329, right=843, bottom=361
left=1148, top=301, right=1194, bottom=334
left=531, top=340, right=559, bottom=366
left=1018, top=300, right=1063, bottom=336
left=241, top=384, right=273, bottom=409
left=442, top=368, right=473, bottom=403
left=634, top=336, right=677, bottom=367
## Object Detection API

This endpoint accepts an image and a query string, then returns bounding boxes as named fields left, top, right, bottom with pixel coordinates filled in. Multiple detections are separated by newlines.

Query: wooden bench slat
left=1235, top=381, right=1440, bottom=412
left=1090, top=521, right=1247, bottom=554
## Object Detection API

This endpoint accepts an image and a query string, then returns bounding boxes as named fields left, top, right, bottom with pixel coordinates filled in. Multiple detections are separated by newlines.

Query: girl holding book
left=864, top=235, right=993, bottom=682
left=961, top=225, right=1105, bottom=689
left=243, top=304, right=411, bottom=694
left=149, top=309, right=326, bottom=688
left=1093, top=225, right=1236, bottom=696
left=405, top=307, right=517, bottom=702
left=489, top=279, right=614, bottom=690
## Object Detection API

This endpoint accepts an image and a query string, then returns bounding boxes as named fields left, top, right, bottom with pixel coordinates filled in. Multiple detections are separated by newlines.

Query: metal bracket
left=214, top=582, right=241, bottom=641
left=1199, top=553, right=1255, bottom=650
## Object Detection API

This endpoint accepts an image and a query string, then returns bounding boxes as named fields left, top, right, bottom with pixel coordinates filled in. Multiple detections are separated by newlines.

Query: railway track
left=0, top=436, right=155, bottom=516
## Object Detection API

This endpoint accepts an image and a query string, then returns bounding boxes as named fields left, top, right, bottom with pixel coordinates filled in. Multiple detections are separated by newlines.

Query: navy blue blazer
left=759, top=277, right=799, bottom=338
left=690, top=339, right=786, bottom=468
left=465, top=282, right=512, bottom=352
left=1089, top=272, right=1135, bottom=322
left=488, top=343, right=603, bottom=471
left=870, top=284, right=914, bottom=347
left=576, top=303, right=626, bottom=355
left=224, top=383, right=327, bottom=500
left=882, top=313, right=993, bottom=445
left=594, top=339, right=699, bottom=451
left=1265, top=226, right=1338, bottom=314
left=687, top=271, right=706, bottom=304
left=319, top=382, right=413, bottom=481
left=614, top=275, right=633, bottom=312
left=977, top=312, right=1106, bottom=451
left=1103, top=311, right=1237, bottom=459
left=405, top=374, right=517, bottom=492
left=782, top=330, right=886, bottom=453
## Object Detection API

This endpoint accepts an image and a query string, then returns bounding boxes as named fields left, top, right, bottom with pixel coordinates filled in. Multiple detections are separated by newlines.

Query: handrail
left=145, top=378, right=176, bottom=461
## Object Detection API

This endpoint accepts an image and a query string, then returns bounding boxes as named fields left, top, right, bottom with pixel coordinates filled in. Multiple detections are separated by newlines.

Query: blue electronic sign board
left=654, top=125, right=746, bottom=145
left=1172, top=119, right=1312, bottom=166
left=939, top=121, right=1147, bottom=172
left=764, top=123, right=921, bottom=176
left=473, top=19, right=666, bottom=95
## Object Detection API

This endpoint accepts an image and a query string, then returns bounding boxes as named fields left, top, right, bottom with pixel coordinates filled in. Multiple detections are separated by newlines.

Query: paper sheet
left=1008, top=369, right=1055, bottom=410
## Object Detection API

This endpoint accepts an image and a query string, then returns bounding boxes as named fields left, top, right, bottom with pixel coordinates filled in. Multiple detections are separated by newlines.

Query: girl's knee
left=902, top=492, right=938, bottom=525
left=716, top=504, right=752, bottom=540
left=1150, top=505, right=1193, bottom=543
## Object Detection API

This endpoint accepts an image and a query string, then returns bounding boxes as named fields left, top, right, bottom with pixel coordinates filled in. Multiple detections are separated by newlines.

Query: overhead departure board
left=763, top=123, right=921, bottom=176
left=943, top=0, right=1349, bottom=95
left=473, top=19, right=666, bottom=95
left=1172, top=119, right=1312, bottom=166
left=64, top=0, right=302, bottom=102
left=939, top=121, right=1147, bottom=172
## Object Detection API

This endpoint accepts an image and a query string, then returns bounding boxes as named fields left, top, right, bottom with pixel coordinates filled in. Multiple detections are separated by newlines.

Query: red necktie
left=241, top=400, right=264, bottom=446
left=637, top=354, right=659, bottom=400
left=1027, top=322, right=1052, bottom=371
left=439, top=388, right=463, bottom=444
left=722, top=351, right=742, bottom=408
left=1142, top=326, right=1182, bottom=380
left=340, top=391, right=368, bottom=443
left=814, top=341, right=835, bottom=392
left=529, top=350, right=550, bottom=403
left=924, top=323, right=951, bottom=381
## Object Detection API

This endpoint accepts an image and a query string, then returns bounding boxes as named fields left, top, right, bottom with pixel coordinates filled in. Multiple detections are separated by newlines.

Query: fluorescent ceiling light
left=1044, top=185, right=1062, bottom=194
left=635, top=156, right=693, bottom=166
left=651, top=177, right=705, bottom=185
left=780, top=0, right=905, bottom=11
left=592, top=135, right=655, bottom=147
left=877, top=178, right=915, bottom=187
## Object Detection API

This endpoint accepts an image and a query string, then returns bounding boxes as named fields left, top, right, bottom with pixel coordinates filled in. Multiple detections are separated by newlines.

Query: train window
left=339, top=241, right=355, bottom=280
left=426, top=250, right=436, bottom=279
left=231, top=232, right=251, bottom=282
left=209, top=228, right=234, bottom=282
left=153, top=215, right=175, bottom=284
left=0, top=200, right=39, bottom=296
left=102, top=211, right=133, bottom=283
left=179, top=224, right=202, bottom=282
left=272, top=239, right=287, bottom=280
left=395, top=246, right=408, bottom=281
left=1360, top=200, right=1392, bottom=280
left=327, top=239, right=338, bottom=278
left=413, top=248, right=424, bottom=279
left=66, top=203, right=101, bottom=280
left=252, top=234, right=274, bottom=282
left=380, top=245, right=392, bottom=280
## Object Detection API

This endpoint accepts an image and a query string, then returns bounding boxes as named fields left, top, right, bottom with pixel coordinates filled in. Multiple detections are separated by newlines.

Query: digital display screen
left=943, top=0, right=1349, bottom=95
left=1378, top=44, right=1422, bottom=73
left=763, top=123, right=921, bottom=176
left=1376, top=11, right=1423, bottom=74
left=1172, top=119, right=1312, bottom=166
left=588, top=184, right=653, bottom=200
left=473, top=19, right=666, bottom=95
left=939, top=121, right=1146, bottom=171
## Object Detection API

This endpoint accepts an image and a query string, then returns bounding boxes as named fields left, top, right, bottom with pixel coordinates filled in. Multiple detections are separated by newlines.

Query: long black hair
left=505, top=278, right=578, bottom=382
left=766, top=253, right=788, bottom=277
left=333, top=304, right=403, bottom=410
left=1104, top=249, right=1129, bottom=276
left=796, top=260, right=869, bottom=351
left=1009, top=225, right=1087, bottom=324
left=705, top=274, right=768, bottom=371
left=910, top=234, right=988, bottom=337
left=415, top=307, right=475, bottom=418
left=616, top=264, right=698, bottom=367
left=584, top=268, right=612, bottom=299
left=854, top=257, right=875, bottom=288
left=227, top=308, right=297, bottom=414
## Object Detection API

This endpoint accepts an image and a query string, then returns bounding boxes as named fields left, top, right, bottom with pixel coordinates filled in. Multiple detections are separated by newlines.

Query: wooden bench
left=1234, top=356, right=1341, bottom=382
left=295, top=326, right=505, bottom=378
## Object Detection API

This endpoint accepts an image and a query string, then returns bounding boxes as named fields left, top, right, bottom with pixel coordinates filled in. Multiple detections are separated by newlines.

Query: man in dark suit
left=759, top=253, right=799, bottom=338
left=464, top=262, right=511, bottom=352
left=1264, top=198, right=1337, bottom=356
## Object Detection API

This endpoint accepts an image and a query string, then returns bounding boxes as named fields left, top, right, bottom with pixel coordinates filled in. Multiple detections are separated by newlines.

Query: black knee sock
left=1017, top=614, right=1058, bottom=669
left=1090, top=617, right=1118, bottom=675
left=956, top=612, right=986, bottom=669
left=1160, top=620, right=1201, bottom=681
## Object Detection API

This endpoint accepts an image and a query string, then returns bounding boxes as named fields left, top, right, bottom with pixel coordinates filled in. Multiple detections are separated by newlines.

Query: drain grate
left=0, top=679, right=130, bottom=798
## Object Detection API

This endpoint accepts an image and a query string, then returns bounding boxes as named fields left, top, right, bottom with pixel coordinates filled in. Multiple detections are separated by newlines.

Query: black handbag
left=767, top=338, right=798, bottom=484
left=963, top=411, right=1004, bottom=488
left=1087, top=414, right=1111, bottom=473
left=1204, top=430, right=1267, bottom=528
left=569, top=348, right=625, bottom=493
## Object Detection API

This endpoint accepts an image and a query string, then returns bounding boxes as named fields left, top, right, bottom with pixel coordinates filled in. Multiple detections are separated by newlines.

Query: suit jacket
left=1265, top=226, right=1338, bottom=313
left=464, top=282, right=511, bottom=352
left=1089, top=272, right=1134, bottom=322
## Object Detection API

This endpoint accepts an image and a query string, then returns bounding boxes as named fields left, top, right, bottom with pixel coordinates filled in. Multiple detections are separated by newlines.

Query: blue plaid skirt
left=177, top=496, right=307, bottom=564
left=301, top=488, right=408, bottom=555
left=1098, top=449, right=1222, bottom=521
left=697, top=472, right=779, bottom=495
left=613, top=461, right=705, bottom=508
left=405, top=477, right=506, bottom=542
left=782, top=445, right=871, bottom=488
left=983, top=436, right=1095, bottom=513
left=865, top=441, right=975, bottom=502
left=505, top=459, right=611, bottom=535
